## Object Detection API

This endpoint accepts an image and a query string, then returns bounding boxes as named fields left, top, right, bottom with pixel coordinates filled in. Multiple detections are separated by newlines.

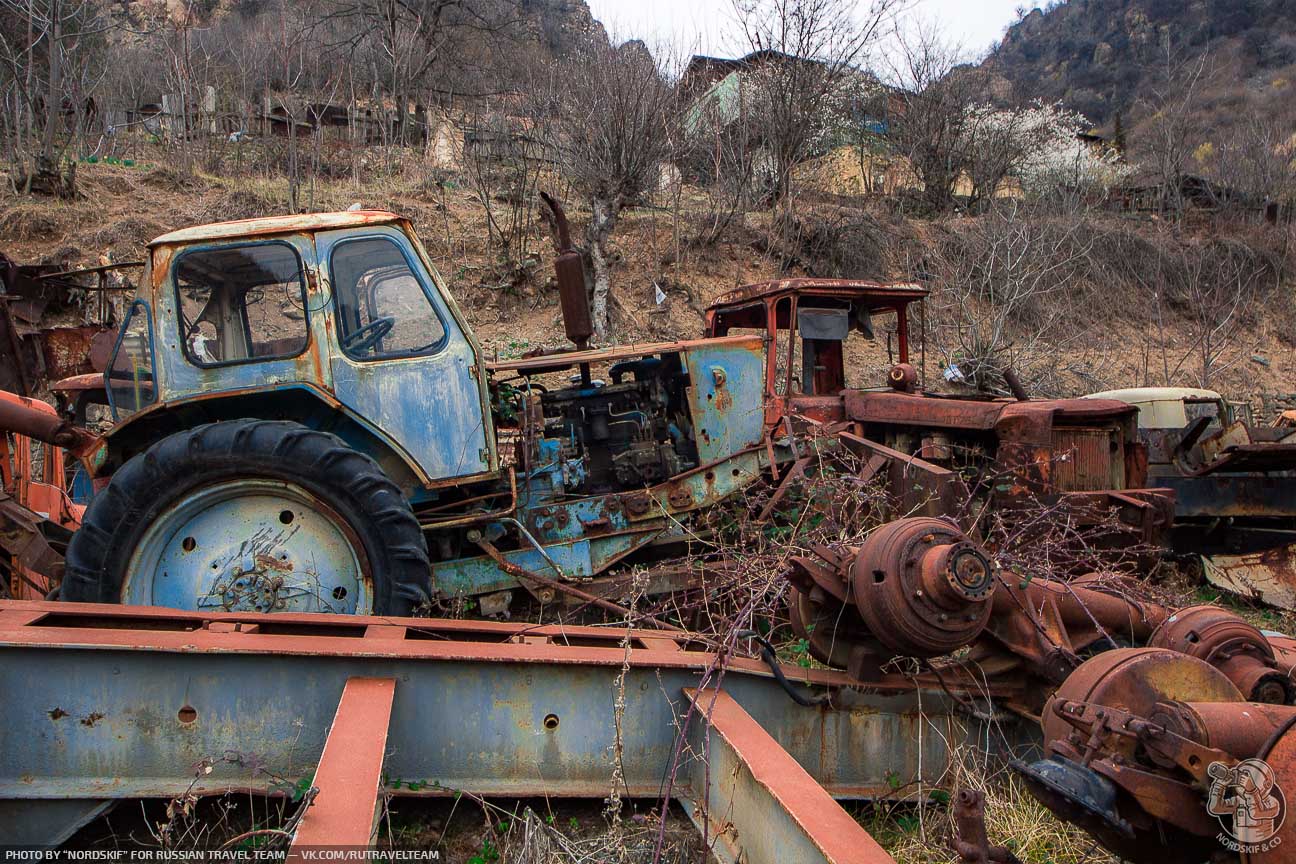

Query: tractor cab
left=96, top=211, right=497, bottom=491
left=704, top=279, right=927, bottom=423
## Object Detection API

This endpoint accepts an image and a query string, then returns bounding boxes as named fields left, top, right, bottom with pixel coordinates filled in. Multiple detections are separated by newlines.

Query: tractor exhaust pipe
left=540, top=192, right=594, bottom=353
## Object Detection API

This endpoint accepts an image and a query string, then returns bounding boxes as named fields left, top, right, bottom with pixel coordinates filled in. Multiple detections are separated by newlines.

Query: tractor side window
left=106, top=300, right=157, bottom=419
left=330, top=236, right=447, bottom=360
left=842, top=306, right=896, bottom=390
left=773, top=298, right=798, bottom=395
left=174, top=242, right=308, bottom=367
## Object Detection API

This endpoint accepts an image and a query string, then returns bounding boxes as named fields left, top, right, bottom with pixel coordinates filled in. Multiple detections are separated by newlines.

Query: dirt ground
left=66, top=793, right=707, bottom=862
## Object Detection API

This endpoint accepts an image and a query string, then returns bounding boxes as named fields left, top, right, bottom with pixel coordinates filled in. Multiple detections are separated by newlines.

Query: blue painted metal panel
left=626, top=450, right=767, bottom=525
left=683, top=340, right=766, bottom=464
left=526, top=496, right=634, bottom=544
left=316, top=226, right=491, bottom=482
left=0, top=647, right=995, bottom=805
left=153, top=235, right=330, bottom=406
left=432, top=531, right=659, bottom=597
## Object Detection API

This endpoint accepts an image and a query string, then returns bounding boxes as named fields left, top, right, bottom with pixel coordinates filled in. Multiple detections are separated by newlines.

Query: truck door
left=316, top=226, right=493, bottom=483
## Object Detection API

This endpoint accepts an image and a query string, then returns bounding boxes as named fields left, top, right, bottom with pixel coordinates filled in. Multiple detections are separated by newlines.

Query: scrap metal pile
left=2, top=200, right=1296, bottom=860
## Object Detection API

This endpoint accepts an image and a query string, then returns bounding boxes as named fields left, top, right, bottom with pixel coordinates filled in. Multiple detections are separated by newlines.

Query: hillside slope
left=3, top=160, right=1294, bottom=410
left=984, top=0, right=1296, bottom=140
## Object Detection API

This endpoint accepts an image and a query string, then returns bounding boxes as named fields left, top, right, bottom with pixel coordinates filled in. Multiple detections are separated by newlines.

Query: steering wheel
left=342, top=317, right=395, bottom=354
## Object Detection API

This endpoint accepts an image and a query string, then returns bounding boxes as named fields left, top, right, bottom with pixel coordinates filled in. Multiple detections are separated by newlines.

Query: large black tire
left=62, top=419, right=431, bottom=615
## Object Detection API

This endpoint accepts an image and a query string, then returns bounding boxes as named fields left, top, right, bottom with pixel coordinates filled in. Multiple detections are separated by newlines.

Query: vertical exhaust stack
left=540, top=192, right=594, bottom=352
left=540, top=192, right=593, bottom=387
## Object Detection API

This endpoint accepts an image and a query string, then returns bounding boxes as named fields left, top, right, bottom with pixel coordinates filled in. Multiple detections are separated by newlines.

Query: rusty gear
left=1041, top=647, right=1245, bottom=755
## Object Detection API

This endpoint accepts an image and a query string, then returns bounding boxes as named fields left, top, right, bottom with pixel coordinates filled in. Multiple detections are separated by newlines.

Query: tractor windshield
left=173, top=241, right=309, bottom=367
left=330, top=236, right=447, bottom=360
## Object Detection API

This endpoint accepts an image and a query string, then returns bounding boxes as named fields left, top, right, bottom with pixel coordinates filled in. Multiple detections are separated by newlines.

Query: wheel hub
left=123, top=480, right=373, bottom=614
left=216, top=559, right=291, bottom=613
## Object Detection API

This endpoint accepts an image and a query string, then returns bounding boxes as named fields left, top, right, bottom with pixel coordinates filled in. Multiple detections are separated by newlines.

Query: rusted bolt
left=625, top=494, right=651, bottom=516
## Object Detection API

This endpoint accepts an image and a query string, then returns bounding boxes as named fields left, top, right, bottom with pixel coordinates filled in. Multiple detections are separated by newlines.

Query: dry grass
left=863, top=763, right=1117, bottom=864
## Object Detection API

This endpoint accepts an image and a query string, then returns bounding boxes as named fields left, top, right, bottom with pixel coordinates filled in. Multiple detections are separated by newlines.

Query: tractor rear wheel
left=61, top=419, right=430, bottom=615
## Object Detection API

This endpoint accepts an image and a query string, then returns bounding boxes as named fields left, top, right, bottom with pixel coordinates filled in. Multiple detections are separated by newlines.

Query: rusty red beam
left=0, top=599, right=970, bottom=695
left=289, top=677, right=397, bottom=851
left=682, top=688, right=898, bottom=864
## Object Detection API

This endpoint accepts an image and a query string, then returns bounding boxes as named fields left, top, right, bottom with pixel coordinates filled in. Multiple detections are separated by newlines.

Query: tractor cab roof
left=705, top=278, right=926, bottom=334
left=707, top=278, right=927, bottom=313
left=148, top=210, right=406, bottom=247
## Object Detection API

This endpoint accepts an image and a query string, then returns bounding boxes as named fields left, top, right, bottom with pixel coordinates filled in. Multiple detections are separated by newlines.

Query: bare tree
left=1135, top=33, right=1214, bottom=215
left=314, top=0, right=524, bottom=145
left=1212, top=110, right=1296, bottom=213
left=533, top=40, right=679, bottom=343
left=0, top=0, right=112, bottom=194
left=933, top=199, right=1099, bottom=395
left=682, top=90, right=758, bottom=247
left=733, top=0, right=900, bottom=207
left=463, top=110, right=545, bottom=266
left=1175, top=241, right=1270, bottom=388
left=877, top=24, right=979, bottom=214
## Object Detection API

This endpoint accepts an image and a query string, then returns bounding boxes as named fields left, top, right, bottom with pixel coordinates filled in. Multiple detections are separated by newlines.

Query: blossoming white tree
left=963, top=101, right=1129, bottom=199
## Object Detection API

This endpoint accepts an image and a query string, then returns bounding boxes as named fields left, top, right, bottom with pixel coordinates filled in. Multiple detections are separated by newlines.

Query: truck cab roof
left=1085, top=387, right=1223, bottom=404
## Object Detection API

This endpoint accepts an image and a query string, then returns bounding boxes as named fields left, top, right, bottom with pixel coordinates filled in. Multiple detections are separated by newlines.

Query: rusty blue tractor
left=53, top=199, right=929, bottom=617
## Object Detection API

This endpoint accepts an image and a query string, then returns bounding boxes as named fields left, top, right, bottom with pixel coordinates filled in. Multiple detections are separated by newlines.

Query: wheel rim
left=123, top=480, right=373, bottom=614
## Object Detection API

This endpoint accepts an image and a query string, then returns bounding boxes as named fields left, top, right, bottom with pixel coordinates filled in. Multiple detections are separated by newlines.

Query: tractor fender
left=98, top=383, right=426, bottom=494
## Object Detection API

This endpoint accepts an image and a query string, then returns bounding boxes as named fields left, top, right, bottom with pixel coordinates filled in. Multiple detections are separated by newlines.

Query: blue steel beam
left=680, top=688, right=898, bottom=864
left=0, top=601, right=1028, bottom=849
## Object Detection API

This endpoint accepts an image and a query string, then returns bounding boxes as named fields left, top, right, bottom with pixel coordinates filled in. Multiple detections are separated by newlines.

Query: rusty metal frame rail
left=0, top=600, right=1025, bottom=857
left=289, top=677, right=396, bottom=849
left=681, top=689, right=898, bottom=864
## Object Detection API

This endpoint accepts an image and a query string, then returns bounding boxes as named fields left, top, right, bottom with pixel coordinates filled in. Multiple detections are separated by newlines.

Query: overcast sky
left=585, top=0, right=1028, bottom=66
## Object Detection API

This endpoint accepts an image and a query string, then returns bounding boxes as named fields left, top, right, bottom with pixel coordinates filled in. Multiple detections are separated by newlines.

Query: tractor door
left=316, top=226, right=493, bottom=484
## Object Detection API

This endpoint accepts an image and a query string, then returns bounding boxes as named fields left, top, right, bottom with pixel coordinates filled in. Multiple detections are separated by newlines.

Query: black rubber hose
left=737, top=629, right=832, bottom=707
